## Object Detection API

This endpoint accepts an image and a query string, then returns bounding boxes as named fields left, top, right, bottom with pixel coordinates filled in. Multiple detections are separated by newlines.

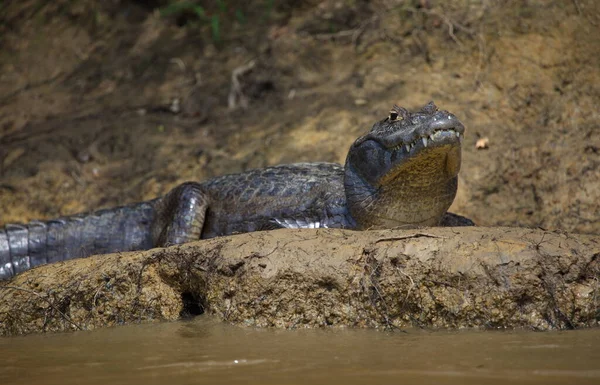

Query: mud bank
left=1, top=227, right=598, bottom=336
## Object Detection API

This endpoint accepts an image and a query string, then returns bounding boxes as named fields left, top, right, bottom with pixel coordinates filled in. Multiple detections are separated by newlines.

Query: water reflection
left=1, top=317, right=599, bottom=385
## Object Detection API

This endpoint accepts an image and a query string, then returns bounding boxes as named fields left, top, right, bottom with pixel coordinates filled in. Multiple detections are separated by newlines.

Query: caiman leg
left=152, top=182, right=208, bottom=246
left=0, top=182, right=209, bottom=280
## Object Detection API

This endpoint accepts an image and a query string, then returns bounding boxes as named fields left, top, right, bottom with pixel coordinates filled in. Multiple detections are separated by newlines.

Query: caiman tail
left=0, top=201, right=157, bottom=280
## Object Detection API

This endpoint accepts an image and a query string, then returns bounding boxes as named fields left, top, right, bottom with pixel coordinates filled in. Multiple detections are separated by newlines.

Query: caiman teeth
left=390, top=128, right=461, bottom=152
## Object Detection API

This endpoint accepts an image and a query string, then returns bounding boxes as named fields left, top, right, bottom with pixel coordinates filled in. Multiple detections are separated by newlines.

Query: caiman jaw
left=389, top=129, right=461, bottom=153
left=386, top=124, right=462, bottom=153
left=379, top=121, right=464, bottom=186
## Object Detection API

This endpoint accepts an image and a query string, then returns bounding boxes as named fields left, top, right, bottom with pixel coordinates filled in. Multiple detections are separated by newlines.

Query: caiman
left=0, top=102, right=472, bottom=280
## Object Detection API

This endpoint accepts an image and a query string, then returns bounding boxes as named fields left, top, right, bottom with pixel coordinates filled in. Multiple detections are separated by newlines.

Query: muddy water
left=1, top=318, right=599, bottom=385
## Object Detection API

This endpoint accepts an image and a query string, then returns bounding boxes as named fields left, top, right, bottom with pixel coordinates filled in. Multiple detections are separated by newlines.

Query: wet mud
left=1, top=227, right=598, bottom=336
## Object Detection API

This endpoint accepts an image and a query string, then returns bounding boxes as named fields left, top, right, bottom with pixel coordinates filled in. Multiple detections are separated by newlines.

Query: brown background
left=1, top=0, right=599, bottom=234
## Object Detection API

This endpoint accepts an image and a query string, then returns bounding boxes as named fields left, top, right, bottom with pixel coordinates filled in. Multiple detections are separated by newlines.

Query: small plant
left=159, top=1, right=275, bottom=44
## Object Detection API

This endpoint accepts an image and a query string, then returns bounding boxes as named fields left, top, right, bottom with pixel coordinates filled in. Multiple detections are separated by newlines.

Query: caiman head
left=344, top=101, right=464, bottom=229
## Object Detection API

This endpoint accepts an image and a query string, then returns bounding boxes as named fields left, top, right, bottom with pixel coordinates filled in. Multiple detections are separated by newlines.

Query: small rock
left=476, top=137, right=490, bottom=149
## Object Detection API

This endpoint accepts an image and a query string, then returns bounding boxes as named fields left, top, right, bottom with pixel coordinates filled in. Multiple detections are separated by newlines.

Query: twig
left=395, top=266, right=416, bottom=305
left=572, top=0, right=582, bottom=15
left=1, top=285, right=83, bottom=330
left=313, top=30, right=355, bottom=40
left=0, top=72, right=64, bottom=107
left=421, top=8, right=475, bottom=35
left=313, top=15, right=377, bottom=49
left=170, top=57, right=187, bottom=71
left=400, top=6, right=476, bottom=48
left=363, top=258, right=395, bottom=329
left=375, top=233, right=446, bottom=243
left=228, top=60, right=256, bottom=110
left=572, top=0, right=598, bottom=26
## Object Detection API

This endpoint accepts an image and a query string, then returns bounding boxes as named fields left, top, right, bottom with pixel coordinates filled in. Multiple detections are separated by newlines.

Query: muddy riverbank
left=1, top=227, right=598, bottom=336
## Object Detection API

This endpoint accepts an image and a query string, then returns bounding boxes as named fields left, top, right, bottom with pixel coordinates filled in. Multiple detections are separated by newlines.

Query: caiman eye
left=389, top=112, right=401, bottom=121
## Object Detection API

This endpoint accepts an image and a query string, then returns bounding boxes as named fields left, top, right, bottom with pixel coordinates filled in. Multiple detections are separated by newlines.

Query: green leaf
left=159, top=2, right=196, bottom=17
left=216, top=0, right=227, bottom=13
left=192, top=5, right=206, bottom=20
left=235, top=9, right=246, bottom=24
left=211, top=15, right=220, bottom=42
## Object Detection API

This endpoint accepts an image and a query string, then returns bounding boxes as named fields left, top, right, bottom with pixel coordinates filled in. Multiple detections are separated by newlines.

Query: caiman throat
left=0, top=101, right=471, bottom=280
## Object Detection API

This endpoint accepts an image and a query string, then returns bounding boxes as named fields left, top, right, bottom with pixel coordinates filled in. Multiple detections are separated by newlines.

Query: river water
left=1, top=317, right=599, bottom=385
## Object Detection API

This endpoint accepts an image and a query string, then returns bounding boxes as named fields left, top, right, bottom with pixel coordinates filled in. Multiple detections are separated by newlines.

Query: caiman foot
left=440, top=212, right=475, bottom=227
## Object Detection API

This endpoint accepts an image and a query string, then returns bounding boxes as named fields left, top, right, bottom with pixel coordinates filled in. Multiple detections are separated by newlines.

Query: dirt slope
left=1, top=0, right=598, bottom=233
